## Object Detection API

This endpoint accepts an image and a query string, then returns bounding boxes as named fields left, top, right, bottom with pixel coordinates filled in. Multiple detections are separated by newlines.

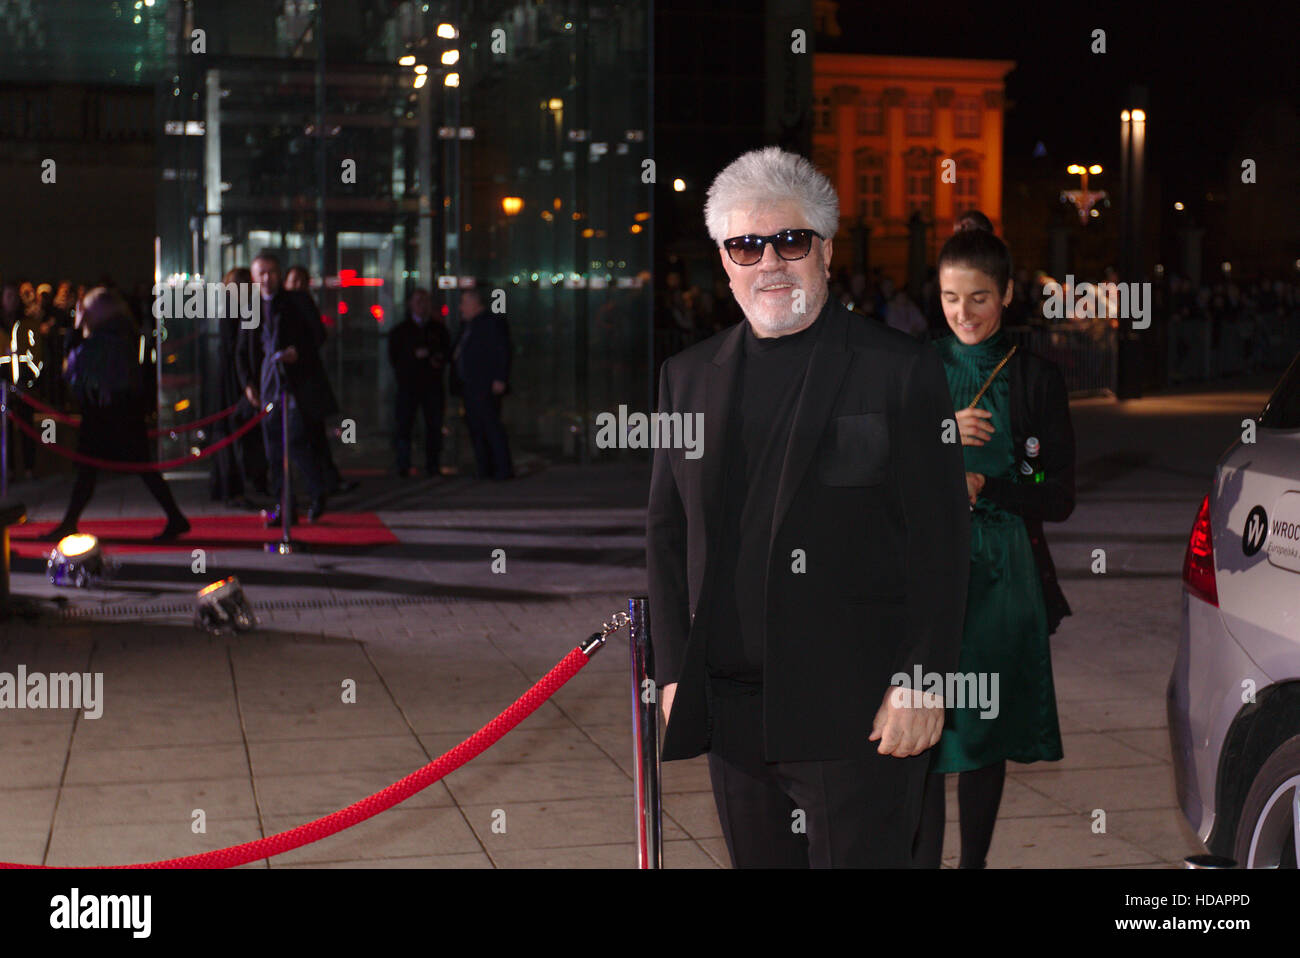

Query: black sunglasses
left=722, top=228, right=823, bottom=266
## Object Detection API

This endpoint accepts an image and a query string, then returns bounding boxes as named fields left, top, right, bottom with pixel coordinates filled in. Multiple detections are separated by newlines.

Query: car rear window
left=1259, top=352, right=1300, bottom=429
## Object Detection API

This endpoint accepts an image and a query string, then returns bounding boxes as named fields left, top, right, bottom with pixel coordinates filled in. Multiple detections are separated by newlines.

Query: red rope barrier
left=5, top=404, right=268, bottom=472
left=8, top=388, right=243, bottom=437
left=8, top=388, right=79, bottom=426
left=0, top=646, right=593, bottom=869
left=147, top=402, right=243, bottom=437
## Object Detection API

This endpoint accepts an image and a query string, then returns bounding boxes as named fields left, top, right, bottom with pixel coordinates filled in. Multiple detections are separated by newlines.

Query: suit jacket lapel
left=769, top=301, right=853, bottom=554
left=701, top=320, right=746, bottom=548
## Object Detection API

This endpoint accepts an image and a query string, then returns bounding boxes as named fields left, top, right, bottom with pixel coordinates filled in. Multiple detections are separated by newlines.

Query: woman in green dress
left=912, top=227, right=1071, bottom=868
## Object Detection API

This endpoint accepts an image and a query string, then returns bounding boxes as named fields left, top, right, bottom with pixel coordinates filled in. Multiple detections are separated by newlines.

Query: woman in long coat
left=912, top=227, right=1075, bottom=868
left=41, top=287, right=190, bottom=541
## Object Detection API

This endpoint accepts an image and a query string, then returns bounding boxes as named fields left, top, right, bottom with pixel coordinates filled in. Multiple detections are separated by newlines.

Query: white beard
left=742, top=285, right=826, bottom=336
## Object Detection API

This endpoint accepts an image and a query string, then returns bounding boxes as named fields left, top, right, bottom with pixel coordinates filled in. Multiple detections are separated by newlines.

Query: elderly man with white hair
left=646, top=146, right=970, bottom=867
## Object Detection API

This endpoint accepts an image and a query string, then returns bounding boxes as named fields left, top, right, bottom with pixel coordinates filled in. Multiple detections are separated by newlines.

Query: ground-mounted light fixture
left=46, top=534, right=105, bottom=588
left=194, top=576, right=258, bottom=634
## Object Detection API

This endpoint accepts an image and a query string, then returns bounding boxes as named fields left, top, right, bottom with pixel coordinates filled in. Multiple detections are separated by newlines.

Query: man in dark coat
left=647, top=147, right=970, bottom=868
left=243, top=254, right=337, bottom=522
left=450, top=285, right=513, bottom=480
left=388, top=287, right=450, bottom=477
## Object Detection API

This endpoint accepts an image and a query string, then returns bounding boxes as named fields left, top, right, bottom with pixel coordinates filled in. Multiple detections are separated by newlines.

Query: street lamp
left=1120, top=103, right=1147, bottom=279
left=1063, top=164, right=1106, bottom=223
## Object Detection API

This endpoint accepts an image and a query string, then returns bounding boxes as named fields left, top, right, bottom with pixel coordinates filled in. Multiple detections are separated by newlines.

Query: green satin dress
left=929, top=328, right=1063, bottom=773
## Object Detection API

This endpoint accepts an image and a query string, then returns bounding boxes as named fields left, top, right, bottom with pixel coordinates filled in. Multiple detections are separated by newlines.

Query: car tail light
left=1182, top=493, right=1218, bottom=607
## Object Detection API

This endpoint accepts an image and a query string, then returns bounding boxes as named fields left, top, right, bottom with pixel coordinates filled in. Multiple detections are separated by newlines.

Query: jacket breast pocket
left=815, top=412, right=890, bottom=487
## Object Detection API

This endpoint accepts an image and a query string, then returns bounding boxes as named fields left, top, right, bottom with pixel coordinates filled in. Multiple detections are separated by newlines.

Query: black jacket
left=236, top=289, right=338, bottom=420
left=450, top=313, right=511, bottom=396
left=647, top=299, right=971, bottom=763
left=979, top=347, right=1075, bottom=633
left=388, top=314, right=451, bottom=390
left=65, top=317, right=151, bottom=460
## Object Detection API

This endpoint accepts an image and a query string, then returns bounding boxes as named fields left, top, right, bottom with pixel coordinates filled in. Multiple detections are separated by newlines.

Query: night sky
left=822, top=0, right=1299, bottom=198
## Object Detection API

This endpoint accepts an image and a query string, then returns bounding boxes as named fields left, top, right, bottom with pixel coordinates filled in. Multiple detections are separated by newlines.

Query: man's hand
left=955, top=407, right=994, bottom=446
left=281, top=346, right=299, bottom=364
left=244, top=386, right=259, bottom=405
left=661, top=682, right=677, bottom=725
left=965, top=471, right=985, bottom=505
left=868, top=685, right=944, bottom=757
left=491, top=379, right=506, bottom=395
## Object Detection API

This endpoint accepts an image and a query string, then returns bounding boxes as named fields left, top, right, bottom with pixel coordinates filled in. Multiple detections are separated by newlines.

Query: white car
left=1168, top=351, right=1300, bottom=868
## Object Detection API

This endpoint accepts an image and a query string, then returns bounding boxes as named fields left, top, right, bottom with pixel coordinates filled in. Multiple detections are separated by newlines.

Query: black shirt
left=705, top=313, right=823, bottom=685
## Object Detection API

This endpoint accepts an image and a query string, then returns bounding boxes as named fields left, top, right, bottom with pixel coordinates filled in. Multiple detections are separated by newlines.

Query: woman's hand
left=955, top=407, right=995, bottom=446
left=965, top=472, right=985, bottom=505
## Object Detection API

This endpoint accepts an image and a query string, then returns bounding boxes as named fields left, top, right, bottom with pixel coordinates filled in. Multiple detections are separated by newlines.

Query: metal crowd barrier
left=627, top=595, right=662, bottom=868
left=0, top=597, right=667, bottom=868
left=1004, top=324, right=1118, bottom=397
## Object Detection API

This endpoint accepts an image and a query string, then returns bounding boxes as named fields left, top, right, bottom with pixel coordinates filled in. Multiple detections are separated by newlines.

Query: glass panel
left=154, top=0, right=652, bottom=469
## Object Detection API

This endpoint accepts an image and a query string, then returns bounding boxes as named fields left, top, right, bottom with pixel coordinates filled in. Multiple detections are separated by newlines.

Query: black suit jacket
left=980, top=347, right=1076, bottom=633
left=647, top=299, right=971, bottom=763
left=450, top=313, right=511, bottom=396
left=388, top=314, right=451, bottom=391
left=236, top=290, right=338, bottom=420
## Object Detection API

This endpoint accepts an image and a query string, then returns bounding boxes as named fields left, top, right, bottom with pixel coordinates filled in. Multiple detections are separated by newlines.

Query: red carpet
left=9, top=512, right=398, bottom=557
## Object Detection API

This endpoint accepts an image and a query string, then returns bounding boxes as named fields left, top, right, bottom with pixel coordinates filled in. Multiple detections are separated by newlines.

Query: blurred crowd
left=2, top=277, right=155, bottom=399
left=656, top=262, right=1300, bottom=381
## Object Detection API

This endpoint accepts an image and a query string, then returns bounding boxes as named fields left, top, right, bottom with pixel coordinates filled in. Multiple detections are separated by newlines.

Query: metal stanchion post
left=0, top=377, right=9, bottom=501
left=266, top=364, right=299, bottom=555
left=628, top=595, right=662, bottom=869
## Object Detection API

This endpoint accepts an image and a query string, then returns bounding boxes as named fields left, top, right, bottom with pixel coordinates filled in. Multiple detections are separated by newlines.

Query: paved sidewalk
left=2, top=373, right=1263, bottom=868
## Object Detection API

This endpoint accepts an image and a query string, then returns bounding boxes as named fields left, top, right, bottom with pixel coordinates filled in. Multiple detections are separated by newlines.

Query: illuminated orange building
left=812, top=54, right=1014, bottom=283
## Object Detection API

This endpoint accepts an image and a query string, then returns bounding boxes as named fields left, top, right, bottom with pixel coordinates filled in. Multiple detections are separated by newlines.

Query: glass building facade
left=154, top=1, right=652, bottom=467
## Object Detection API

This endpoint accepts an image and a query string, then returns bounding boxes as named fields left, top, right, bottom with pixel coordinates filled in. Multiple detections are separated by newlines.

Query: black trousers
left=209, top=398, right=268, bottom=500
left=705, top=683, right=929, bottom=868
left=461, top=389, right=513, bottom=479
left=263, top=399, right=327, bottom=499
left=394, top=383, right=443, bottom=474
left=61, top=466, right=184, bottom=528
left=305, top=416, right=341, bottom=490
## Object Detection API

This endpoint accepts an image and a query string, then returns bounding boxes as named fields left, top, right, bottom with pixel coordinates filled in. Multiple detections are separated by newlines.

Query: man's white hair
left=703, top=146, right=839, bottom=246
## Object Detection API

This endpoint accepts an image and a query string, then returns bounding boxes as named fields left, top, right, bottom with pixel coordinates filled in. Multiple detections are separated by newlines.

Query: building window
left=855, top=151, right=884, bottom=221
left=905, top=95, right=932, bottom=136
left=905, top=151, right=934, bottom=217
left=954, top=155, right=980, bottom=214
left=856, top=96, right=883, bottom=135
left=813, top=147, right=837, bottom=182
left=814, top=93, right=833, bottom=133
left=954, top=97, right=981, bottom=138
